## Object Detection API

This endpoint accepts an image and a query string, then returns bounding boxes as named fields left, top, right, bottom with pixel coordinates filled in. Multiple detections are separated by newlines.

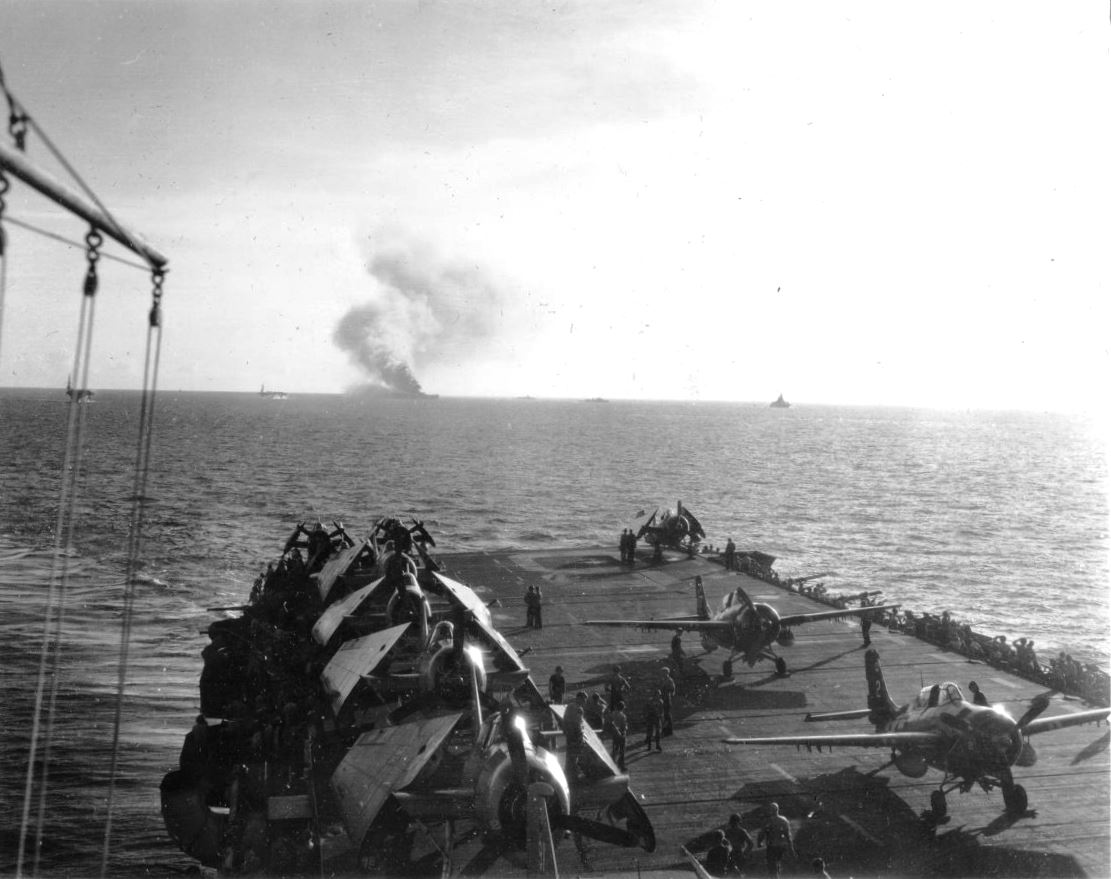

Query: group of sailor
left=780, top=575, right=1109, bottom=706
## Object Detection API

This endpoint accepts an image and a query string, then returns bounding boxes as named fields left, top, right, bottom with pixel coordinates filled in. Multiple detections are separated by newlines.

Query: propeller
left=409, top=518, right=436, bottom=547
left=331, top=519, right=354, bottom=547
left=551, top=813, right=639, bottom=848
left=1015, top=692, right=1052, bottom=730
left=282, top=521, right=305, bottom=553
left=734, top=585, right=758, bottom=614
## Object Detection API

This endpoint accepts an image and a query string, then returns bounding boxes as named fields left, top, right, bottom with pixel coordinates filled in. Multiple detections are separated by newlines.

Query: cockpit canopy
left=914, top=682, right=964, bottom=709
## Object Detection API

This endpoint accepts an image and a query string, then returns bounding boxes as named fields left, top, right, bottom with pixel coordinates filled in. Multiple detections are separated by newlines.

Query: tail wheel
left=1003, top=783, right=1028, bottom=815
left=930, top=790, right=948, bottom=817
left=774, top=657, right=788, bottom=676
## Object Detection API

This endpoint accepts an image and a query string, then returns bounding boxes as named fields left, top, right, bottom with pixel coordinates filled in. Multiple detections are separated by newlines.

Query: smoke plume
left=334, top=238, right=511, bottom=394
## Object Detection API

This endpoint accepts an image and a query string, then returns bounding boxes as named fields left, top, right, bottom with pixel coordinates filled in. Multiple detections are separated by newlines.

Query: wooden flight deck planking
left=435, top=546, right=1110, bottom=878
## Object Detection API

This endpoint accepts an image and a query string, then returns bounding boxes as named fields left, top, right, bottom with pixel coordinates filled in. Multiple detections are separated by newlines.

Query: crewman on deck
left=860, top=595, right=874, bottom=646
left=660, top=667, right=677, bottom=736
left=562, top=692, right=588, bottom=782
left=671, top=631, right=686, bottom=672
left=724, top=538, right=736, bottom=571
left=533, top=584, right=543, bottom=629
left=608, top=665, right=630, bottom=709
left=644, top=689, right=663, bottom=751
left=757, top=802, right=795, bottom=878
left=725, top=812, right=755, bottom=874
left=968, top=680, right=989, bottom=706
left=549, top=665, right=566, bottom=704
left=609, top=700, right=628, bottom=770
left=704, top=830, right=732, bottom=876
left=524, top=585, right=538, bottom=628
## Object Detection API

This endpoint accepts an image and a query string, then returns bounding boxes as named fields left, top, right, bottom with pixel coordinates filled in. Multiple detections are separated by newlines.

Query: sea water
left=0, top=389, right=1107, bottom=874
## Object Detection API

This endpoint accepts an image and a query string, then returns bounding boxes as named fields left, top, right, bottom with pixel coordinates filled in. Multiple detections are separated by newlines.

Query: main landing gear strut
left=928, top=768, right=1028, bottom=823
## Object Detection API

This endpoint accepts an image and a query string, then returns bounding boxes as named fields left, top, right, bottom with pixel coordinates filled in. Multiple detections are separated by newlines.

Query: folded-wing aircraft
left=635, top=502, right=705, bottom=553
left=587, top=578, right=898, bottom=676
left=723, top=649, right=1110, bottom=818
left=330, top=669, right=655, bottom=874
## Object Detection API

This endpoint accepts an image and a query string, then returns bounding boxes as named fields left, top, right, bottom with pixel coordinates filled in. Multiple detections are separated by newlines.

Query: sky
left=0, top=1, right=1108, bottom=411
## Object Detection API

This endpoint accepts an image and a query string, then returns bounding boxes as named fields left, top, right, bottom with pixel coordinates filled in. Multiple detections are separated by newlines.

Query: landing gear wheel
left=930, top=790, right=948, bottom=818
left=1003, top=783, right=1028, bottom=815
left=722, top=659, right=733, bottom=678
left=774, top=657, right=788, bottom=677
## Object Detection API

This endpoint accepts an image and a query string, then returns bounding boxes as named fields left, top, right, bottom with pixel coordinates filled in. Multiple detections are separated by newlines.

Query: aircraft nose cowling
left=476, top=747, right=570, bottom=846
left=423, top=643, right=486, bottom=707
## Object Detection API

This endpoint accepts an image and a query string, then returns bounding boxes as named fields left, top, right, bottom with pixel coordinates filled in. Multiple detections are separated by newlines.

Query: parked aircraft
left=588, top=578, right=897, bottom=676
left=722, top=649, right=1110, bottom=817
left=635, top=503, right=705, bottom=554
left=330, top=645, right=656, bottom=873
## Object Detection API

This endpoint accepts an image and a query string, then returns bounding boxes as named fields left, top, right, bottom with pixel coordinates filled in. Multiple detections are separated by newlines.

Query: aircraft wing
left=778, top=604, right=900, bottom=628
left=585, top=618, right=732, bottom=633
left=320, top=623, right=410, bottom=714
left=312, top=540, right=374, bottom=602
left=431, top=572, right=529, bottom=675
left=549, top=704, right=622, bottom=778
left=430, top=572, right=493, bottom=629
left=723, top=731, right=942, bottom=748
left=1022, top=707, right=1110, bottom=737
left=330, top=712, right=463, bottom=844
left=312, top=576, right=388, bottom=645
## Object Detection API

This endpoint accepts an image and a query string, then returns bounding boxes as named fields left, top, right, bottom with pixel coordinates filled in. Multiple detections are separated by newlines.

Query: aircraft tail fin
left=695, top=579, right=711, bottom=621
left=865, top=649, right=898, bottom=726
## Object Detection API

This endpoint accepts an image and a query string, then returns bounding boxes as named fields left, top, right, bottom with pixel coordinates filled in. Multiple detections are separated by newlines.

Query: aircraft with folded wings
left=329, top=638, right=656, bottom=873
left=587, top=578, right=898, bottom=677
left=723, top=649, right=1110, bottom=818
left=635, top=502, right=706, bottom=554
left=313, top=568, right=546, bottom=721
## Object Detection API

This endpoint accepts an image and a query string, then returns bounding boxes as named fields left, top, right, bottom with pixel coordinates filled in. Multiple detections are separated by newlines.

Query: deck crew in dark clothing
left=704, top=831, right=732, bottom=876
left=644, top=690, right=663, bottom=750
left=608, top=665, right=630, bottom=710
left=549, top=665, right=566, bottom=704
left=968, top=680, right=989, bottom=706
left=660, top=668, right=676, bottom=736
left=562, top=692, right=588, bottom=781
left=609, top=700, right=628, bottom=770
left=725, top=812, right=755, bottom=874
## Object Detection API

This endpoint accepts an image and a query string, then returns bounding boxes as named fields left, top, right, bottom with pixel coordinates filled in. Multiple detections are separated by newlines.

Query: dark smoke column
left=333, top=302, right=424, bottom=394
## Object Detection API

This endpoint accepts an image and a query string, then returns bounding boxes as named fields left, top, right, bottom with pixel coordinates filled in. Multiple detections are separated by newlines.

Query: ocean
left=0, top=388, right=1107, bottom=876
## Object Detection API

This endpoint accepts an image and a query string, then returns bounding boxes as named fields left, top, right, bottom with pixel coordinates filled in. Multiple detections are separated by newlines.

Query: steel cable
left=18, top=232, right=100, bottom=879
left=100, top=270, right=164, bottom=877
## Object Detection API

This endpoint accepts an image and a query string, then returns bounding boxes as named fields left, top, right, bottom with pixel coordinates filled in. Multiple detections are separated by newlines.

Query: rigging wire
left=18, top=229, right=102, bottom=879
left=0, top=172, right=8, bottom=360
left=100, top=266, right=165, bottom=877
left=5, top=52, right=169, bottom=877
left=2, top=61, right=142, bottom=266
left=3, top=213, right=155, bottom=272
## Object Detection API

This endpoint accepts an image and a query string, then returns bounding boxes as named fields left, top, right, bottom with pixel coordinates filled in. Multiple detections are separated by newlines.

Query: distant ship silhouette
left=65, top=375, right=94, bottom=402
left=770, top=393, right=790, bottom=408
left=259, top=384, right=288, bottom=400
